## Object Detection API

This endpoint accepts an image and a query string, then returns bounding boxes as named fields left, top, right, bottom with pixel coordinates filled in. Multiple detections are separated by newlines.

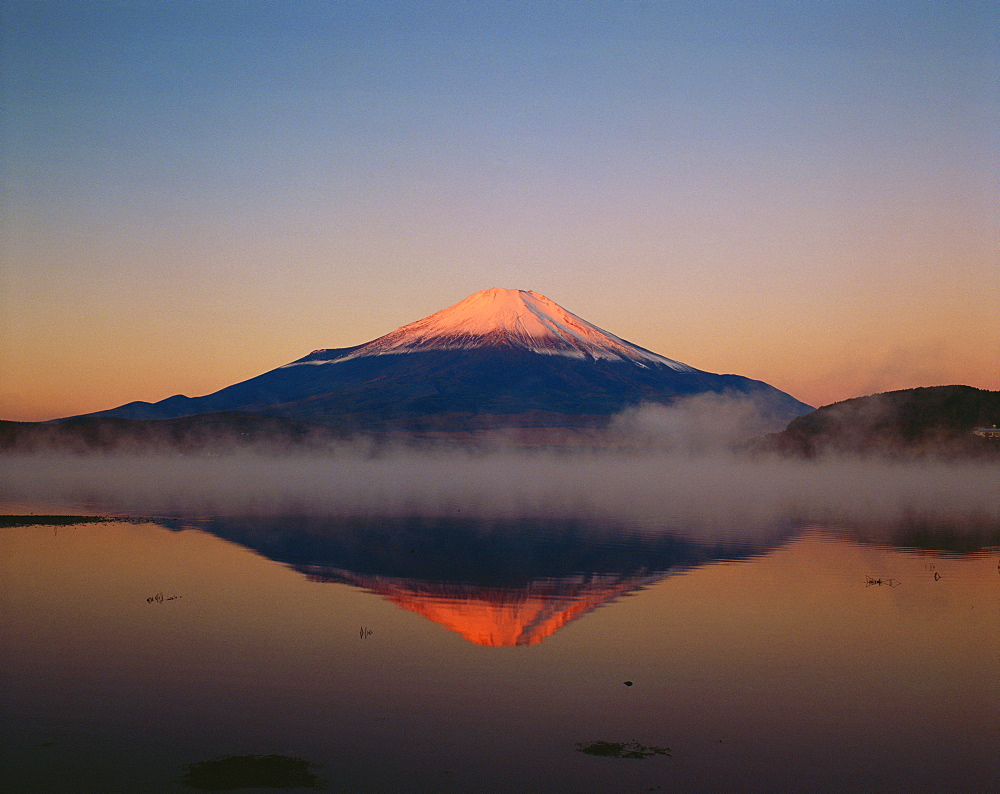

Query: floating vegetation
left=0, top=514, right=113, bottom=527
left=865, top=576, right=901, bottom=588
left=146, top=592, right=182, bottom=603
left=180, top=754, right=322, bottom=790
left=576, top=741, right=671, bottom=759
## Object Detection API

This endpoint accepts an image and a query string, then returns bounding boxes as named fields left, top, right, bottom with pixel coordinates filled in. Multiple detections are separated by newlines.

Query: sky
left=2, top=0, right=997, bottom=421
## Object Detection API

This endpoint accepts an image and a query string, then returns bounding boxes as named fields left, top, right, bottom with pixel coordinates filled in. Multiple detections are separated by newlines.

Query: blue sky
left=2, top=1, right=997, bottom=419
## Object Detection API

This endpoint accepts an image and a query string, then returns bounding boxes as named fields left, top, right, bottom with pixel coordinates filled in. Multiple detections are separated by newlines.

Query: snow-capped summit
left=77, top=287, right=813, bottom=433
left=292, top=288, right=694, bottom=370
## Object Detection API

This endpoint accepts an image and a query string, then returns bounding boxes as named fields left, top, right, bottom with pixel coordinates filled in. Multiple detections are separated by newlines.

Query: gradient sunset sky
left=2, top=0, right=997, bottom=421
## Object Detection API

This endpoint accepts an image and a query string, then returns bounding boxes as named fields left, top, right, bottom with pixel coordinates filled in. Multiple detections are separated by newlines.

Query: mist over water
left=608, top=392, right=794, bottom=451
left=3, top=447, right=997, bottom=539
left=3, top=407, right=997, bottom=793
left=3, top=395, right=996, bottom=546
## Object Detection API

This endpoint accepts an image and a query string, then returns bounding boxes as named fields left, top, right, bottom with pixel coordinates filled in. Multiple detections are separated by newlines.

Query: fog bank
left=2, top=447, right=997, bottom=539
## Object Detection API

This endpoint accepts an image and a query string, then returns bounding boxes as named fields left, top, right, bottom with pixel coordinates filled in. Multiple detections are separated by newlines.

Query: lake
left=1, top=451, right=998, bottom=791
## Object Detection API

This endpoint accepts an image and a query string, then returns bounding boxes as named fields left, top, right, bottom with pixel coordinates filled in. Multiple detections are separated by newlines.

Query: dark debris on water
left=576, top=741, right=671, bottom=759
left=180, top=754, right=322, bottom=790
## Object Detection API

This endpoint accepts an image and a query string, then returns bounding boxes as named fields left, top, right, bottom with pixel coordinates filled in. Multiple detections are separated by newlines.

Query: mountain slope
left=76, top=288, right=812, bottom=433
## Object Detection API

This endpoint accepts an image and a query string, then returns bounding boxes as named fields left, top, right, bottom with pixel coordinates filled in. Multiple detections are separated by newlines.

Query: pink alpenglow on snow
left=291, top=288, right=694, bottom=370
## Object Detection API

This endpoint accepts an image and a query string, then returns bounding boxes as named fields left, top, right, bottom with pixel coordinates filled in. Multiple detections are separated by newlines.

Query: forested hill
left=750, top=385, right=1000, bottom=458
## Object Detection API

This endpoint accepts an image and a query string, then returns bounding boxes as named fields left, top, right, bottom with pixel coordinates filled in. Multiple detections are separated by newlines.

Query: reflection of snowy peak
left=291, top=288, right=693, bottom=370
left=313, top=571, right=665, bottom=647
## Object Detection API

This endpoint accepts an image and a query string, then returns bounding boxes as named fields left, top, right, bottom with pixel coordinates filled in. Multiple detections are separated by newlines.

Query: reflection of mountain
left=311, top=570, right=665, bottom=647
left=833, top=516, right=1000, bottom=556
left=174, top=515, right=795, bottom=646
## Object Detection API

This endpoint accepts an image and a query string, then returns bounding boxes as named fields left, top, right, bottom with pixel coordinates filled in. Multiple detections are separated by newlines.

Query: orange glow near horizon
left=2, top=279, right=997, bottom=421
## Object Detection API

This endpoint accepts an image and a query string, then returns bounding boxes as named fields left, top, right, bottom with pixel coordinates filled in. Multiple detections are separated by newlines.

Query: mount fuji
left=74, top=288, right=811, bottom=436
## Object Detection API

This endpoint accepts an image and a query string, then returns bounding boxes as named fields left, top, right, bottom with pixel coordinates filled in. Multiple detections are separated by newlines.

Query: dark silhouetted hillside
left=750, top=386, right=1000, bottom=458
left=0, top=413, right=347, bottom=453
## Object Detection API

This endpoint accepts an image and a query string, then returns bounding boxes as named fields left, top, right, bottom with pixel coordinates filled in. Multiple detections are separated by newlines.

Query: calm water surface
left=2, top=507, right=998, bottom=792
